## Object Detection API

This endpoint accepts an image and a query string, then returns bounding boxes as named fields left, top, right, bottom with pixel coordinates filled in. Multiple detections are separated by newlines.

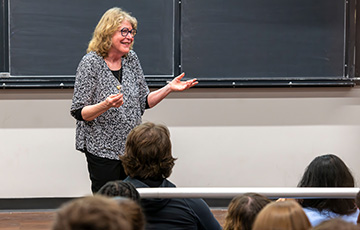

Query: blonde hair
left=87, top=7, right=137, bottom=58
left=252, top=200, right=311, bottom=230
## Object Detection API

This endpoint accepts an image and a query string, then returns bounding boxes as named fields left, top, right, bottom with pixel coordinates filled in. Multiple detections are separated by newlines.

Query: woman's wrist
left=165, top=82, right=173, bottom=93
left=102, top=99, right=112, bottom=109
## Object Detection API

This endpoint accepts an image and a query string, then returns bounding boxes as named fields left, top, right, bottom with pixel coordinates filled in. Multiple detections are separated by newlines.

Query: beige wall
left=1, top=87, right=360, bottom=198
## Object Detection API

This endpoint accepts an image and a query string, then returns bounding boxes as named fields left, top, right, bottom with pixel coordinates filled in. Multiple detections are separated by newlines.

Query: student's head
left=298, top=154, right=354, bottom=188
left=120, top=122, right=176, bottom=179
left=114, top=197, right=146, bottom=230
left=298, top=154, right=356, bottom=215
left=252, top=200, right=311, bottom=230
left=223, top=193, right=271, bottom=230
left=312, top=218, right=360, bottom=230
left=87, top=7, right=137, bottom=57
left=52, top=195, right=131, bottom=230
left=97, top=180, right=140, bottom=202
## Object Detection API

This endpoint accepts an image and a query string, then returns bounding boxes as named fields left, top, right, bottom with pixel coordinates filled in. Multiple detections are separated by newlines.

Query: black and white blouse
left=70, top=50, right=150, bottom=160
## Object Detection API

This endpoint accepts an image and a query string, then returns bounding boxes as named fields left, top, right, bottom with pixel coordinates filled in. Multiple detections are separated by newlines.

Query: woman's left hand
left=168, top=73, right=198, bottom=91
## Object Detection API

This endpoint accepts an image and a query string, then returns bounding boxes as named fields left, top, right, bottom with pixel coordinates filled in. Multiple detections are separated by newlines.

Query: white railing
left=137, top=187, right=360, bottom=199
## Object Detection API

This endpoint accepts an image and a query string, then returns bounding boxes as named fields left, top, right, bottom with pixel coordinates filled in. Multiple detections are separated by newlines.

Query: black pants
left=85, top=151, right=127, bottom=193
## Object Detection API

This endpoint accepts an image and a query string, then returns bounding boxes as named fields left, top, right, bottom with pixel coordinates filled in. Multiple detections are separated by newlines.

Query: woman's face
left=110, top=20, right=135, bottom=56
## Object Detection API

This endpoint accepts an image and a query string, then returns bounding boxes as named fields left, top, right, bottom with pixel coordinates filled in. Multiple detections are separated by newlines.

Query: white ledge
left=137, top=187, right=360, bottom=199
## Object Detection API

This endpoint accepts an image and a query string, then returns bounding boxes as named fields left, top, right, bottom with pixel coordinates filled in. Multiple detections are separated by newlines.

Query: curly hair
left=297, top=154, right=356, bottom=215
left=52, top=195, right=131, bottom=230
left=87, top=7, right=137, bottom=58
left=97, top=180, right=140, bottom=203
left=223, top=193, right=271, bottom=230
left=120, top=122, right=176, bottom=179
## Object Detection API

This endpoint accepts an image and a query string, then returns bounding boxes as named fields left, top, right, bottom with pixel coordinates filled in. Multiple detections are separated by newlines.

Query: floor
left=0, top=209, right=227, bottom=230
left=0, top=211, right=56, bottom=230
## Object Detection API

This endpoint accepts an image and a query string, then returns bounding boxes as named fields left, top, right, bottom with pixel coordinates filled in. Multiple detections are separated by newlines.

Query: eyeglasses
left=120, top=27, right=137, bottom=37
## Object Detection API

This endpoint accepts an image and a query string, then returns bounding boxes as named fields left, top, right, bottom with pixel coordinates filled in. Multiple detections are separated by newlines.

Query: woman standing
left=70, top=7, right=197, bottom=193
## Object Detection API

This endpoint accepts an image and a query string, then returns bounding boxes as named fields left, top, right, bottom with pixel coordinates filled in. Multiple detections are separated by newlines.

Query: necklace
left=115, top=69, right=122, bottom=93
left=106, top=58, right=122, bottom=92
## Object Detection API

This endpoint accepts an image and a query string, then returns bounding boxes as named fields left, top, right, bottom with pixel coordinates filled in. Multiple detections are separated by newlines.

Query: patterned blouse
left=70, top=50, right=150, bottom=160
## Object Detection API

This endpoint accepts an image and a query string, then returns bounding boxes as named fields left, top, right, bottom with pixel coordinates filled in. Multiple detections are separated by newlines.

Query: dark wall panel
left=181, top=0, right=346, bottom=80
left=9, top=0, right=175, bottom=76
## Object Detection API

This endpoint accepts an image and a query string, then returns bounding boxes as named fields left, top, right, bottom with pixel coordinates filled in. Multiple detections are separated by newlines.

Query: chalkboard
left=9, top=0, right=175, bottom=77
left=181, top=0, right=347, bottom=80
left=1, top=0, right=357, bottom=87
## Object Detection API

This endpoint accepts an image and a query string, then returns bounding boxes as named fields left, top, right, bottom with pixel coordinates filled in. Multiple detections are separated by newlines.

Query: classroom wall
left=1, top=87, right=360, bottom=198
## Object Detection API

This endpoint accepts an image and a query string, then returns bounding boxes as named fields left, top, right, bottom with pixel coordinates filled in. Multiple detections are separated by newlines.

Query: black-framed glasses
left=120, top=27, right=137, bottom=37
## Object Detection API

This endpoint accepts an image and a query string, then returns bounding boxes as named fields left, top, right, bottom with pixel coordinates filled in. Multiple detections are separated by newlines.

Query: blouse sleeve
left=70, top=54, right=97, bottom=118
left=130, top=51, right=150, bottom=114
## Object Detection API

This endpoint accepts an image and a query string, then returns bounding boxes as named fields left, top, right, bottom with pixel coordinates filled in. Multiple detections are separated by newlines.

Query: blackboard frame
left=0, top=0, right=359, bottom=88
left=0, top=0, right=9, bottom=74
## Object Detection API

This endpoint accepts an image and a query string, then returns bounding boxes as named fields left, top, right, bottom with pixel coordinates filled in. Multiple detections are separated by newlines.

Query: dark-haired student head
left=97, top=180, right=140, bottom=202
left=223, top=193, right=271, bottom=230
left=97, top=181, right=145, bottom=230
left=298, top=154, right=356, bottom=214
left=298, top=154, right=354, bottom=189
left=120, top=122, right=176, bottom=180
left=298, top=154, right=358, bottom=226
left=120, top=122, right=221, bottom=230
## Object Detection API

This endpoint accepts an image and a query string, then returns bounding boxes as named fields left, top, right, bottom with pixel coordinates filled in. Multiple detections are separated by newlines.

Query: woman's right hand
left=105, top=93, right=124, bottom=108
left=81, top=93, right=124, bottom=121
